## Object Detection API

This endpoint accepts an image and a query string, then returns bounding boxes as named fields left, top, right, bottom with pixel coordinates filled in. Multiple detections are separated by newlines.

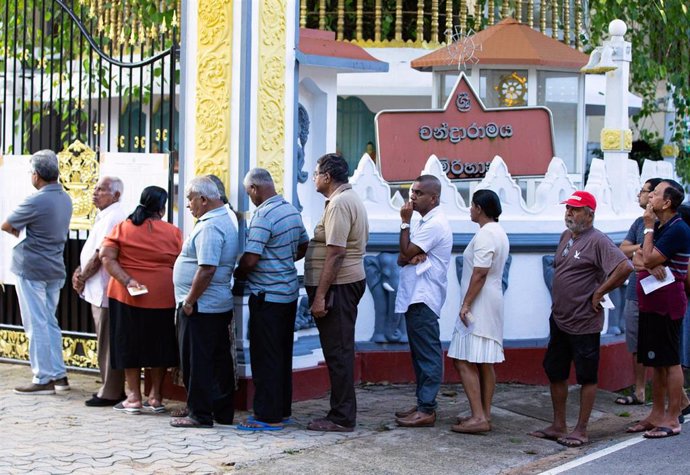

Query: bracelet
left=183, top=300, right=193, bottom=308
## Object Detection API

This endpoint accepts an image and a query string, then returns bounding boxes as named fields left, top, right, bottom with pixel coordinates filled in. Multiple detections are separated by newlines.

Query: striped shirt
left=637, top=213, right=690, bottom=320
left=245, top=195, right=309, bottom=303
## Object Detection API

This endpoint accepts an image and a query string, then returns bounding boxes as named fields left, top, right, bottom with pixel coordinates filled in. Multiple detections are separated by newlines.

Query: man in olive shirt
left=304, top=153, right=368, bottom=432
left=1, top=150, right=73, bottom=395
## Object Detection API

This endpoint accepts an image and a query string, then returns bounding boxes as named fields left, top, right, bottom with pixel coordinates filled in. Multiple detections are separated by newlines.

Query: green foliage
left=587, top=0, right=690, bottom=182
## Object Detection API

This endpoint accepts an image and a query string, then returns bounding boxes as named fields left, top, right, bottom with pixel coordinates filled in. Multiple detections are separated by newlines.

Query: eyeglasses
left=562, top=238, right=574, bottom=257
left=639, top=189, right=651, bottom=195
left=312, top=171, right=328, bottom=180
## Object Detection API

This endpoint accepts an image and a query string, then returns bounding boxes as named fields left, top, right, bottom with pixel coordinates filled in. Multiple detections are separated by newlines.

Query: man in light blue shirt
left=2, top=150, right=73, bottom=395
left=234, top=168, right=309, bottom=431
left=171, top=176, right=238, bottom=428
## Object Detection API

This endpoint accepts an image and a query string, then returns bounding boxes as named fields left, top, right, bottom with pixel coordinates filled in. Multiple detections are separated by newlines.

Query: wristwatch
left=400, top=222, right=410, bottom=230
left=182, top=300, right=193, bottom=309
left=643, top=228, right=654, bottom=235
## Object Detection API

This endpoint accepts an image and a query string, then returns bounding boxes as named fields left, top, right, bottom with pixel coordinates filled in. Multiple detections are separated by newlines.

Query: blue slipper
left=237, top=420, right=284, bottom=431
left=248, top=414, right=292, bottom=424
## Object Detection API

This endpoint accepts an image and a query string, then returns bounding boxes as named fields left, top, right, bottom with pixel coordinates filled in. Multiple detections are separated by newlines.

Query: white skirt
left=447, top=332, right=504, bottom=364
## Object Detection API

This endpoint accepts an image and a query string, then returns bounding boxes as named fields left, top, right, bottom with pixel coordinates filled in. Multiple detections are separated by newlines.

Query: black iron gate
left=0, top=0, right=180, bottom=367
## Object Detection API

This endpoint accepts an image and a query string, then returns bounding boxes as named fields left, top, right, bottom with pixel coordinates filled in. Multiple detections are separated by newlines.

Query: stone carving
left=294, top=295, right=316, bottom=331
left=475, top=155, right=529, bottom=216
left=57, top=140, right=99, bottom=230
left=295, top=103, right=310, bottom=211
left=456, top=254, right=512, bottom=295
left=533, top=157, right=577, bottom=214
left=365, top=253, right=407, bottom=343
left=195, top=0, right=233, bottom=180
left=257, top=0, right=287, bottom=193
left=600, top=128, right=632, bottom=151
left=584, top=158, right=614, bottom=215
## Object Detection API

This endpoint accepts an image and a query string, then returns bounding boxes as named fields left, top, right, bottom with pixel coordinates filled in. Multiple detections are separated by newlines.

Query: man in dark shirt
left=530, top=191, right=631, bottom=447
left=630, top=180, right=690, bottom=438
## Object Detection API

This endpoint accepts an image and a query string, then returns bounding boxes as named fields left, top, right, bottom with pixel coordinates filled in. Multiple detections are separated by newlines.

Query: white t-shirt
left=395, top=206, right=453, bottom=317
left=79, top=201, right=127, bottom=307
left=460, top=221, right=510, bottom=343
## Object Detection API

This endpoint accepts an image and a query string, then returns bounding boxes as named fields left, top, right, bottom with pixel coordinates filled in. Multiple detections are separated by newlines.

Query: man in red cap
left=530, top=190, right=632, bottom=447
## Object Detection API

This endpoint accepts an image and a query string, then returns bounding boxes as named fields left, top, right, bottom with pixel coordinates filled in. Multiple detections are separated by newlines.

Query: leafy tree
left=586, top=0, right=690, bottom=181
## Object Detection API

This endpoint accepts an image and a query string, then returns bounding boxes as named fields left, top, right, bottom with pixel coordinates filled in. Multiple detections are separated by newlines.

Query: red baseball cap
left=561, top=191, right=597, bottom=212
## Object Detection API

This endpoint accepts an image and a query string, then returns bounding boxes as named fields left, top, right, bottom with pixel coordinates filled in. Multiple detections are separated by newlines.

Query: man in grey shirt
left=1, top=150, right=73, bottom=395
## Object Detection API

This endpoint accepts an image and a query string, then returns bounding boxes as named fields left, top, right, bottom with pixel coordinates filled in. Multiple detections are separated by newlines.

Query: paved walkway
left=0, top=362, right=659, bottom=474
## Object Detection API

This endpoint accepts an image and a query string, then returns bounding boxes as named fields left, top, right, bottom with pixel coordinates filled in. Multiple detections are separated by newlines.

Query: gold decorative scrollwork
left=661, top=144, right=679, bottom=159
left=600, top=128, right=633, bottom=152
left=195, top=0, right=233, bottom=185
left=495, top=72, right=528, bottom=107
left=0, top=328, right=99, bottom=369
left=257, top=0, right=287, bottom=193
left=57, top=140, right=99, bottom=230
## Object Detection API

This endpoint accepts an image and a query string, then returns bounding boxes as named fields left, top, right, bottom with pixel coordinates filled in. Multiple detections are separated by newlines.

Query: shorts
left=543, top=316, right=600, bottom=385
left=623, top=299, right=640, bottom=353
left=638, top=311, right=682, bottom=367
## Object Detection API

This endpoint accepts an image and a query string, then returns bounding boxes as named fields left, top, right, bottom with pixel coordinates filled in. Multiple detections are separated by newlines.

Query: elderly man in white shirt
left=72, top=177, right=127, bottom=406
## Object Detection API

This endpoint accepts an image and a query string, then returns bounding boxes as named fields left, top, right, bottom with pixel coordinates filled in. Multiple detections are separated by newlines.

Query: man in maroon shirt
left=530, top=191, right=632, bottom=447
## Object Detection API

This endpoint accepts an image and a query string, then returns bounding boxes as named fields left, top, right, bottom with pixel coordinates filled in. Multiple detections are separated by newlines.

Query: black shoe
left=85, top=395, right=123, bottom=407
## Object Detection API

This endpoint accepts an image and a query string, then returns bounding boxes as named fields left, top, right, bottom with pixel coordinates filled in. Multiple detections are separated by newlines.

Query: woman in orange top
left=100, top=186, right=182, bottom=414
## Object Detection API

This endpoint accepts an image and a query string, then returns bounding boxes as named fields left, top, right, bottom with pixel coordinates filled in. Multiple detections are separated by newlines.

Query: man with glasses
left=614, top=178, right=662, bottom=407
left=304, top=153, right=368, bottom=432
left=530, top=191, right=631, bottom=447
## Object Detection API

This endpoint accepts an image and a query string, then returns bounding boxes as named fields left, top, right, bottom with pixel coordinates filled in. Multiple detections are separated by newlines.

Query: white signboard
left=99, top=152, right=170, bottom=219
left=0, top=155, right=35, bottom=285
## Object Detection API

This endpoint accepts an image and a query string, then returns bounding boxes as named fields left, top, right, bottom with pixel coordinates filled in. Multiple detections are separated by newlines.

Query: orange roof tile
left=411, top=18, right=589, bottom=71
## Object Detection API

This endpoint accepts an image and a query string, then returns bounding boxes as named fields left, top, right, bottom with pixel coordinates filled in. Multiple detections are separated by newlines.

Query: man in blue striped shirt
left=234, top=168, right=309, bottom=431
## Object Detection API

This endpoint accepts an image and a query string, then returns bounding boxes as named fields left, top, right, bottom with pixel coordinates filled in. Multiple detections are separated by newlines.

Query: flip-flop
left=626, top=421, right=655, bottom=433
left=113, top=401, right=142, bottom=415
left=528, top=429, right=563, bottom=441
left=557, top=436, right=588, bottom=448
left=142, top=401, right=166, bottom=413
left=614, top=395, right=644, bottom=405
left=169, top=416, right=213, bottom=428
left=643, top=426, right=681, bottom=439
left=247, top=415, right=292, bottom=425
left=236, top=420, right=284, bottom=431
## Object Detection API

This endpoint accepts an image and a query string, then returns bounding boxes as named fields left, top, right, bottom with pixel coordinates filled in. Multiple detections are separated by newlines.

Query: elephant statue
left=456, top=254, right=512, bottom=294
left=364, top=252, right=407, bottom=343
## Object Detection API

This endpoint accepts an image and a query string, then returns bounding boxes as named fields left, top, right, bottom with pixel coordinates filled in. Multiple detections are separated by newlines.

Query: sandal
left=169, top=416, right=213, bottom=428
left=169, top=407, right=189, bottom=418
left=113, top=400, right=142, bottom=415
left=143, top=401, right=166, bottom=414
left=237, top=420, right=284, bottom=431
left=614, top=394, right=643, bottom=405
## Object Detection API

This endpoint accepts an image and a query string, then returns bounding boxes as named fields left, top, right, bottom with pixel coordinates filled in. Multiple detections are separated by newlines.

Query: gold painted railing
left=299, top=0, right=585, bottom=49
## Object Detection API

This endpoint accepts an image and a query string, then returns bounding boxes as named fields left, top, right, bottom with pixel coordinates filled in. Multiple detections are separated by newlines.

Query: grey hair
left=243, top=168, right=274, bottom=188
left=102, top=176, right=124, bottom=196
left=30, top=150, right=60, bottom=181
left=185, top=176, right=221, bottom=200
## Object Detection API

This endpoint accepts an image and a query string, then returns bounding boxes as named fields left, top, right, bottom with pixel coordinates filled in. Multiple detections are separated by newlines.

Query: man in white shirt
left=394, top=175, right=453, bottom=427
left=72, top=177, right=127, bottom=406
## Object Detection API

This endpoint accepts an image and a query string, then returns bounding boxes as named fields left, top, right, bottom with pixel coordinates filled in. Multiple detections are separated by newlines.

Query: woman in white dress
left=448, top=189, right=509, bottom=434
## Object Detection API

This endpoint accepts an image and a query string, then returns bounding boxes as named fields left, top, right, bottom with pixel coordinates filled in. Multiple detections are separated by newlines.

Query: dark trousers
left=177, top=306, right=235, bottom=425
left=249, top=294, right=297, bottom=423
left=405, top=303, right=443, bottom=413
left=307, top=280, right=366, bottom=427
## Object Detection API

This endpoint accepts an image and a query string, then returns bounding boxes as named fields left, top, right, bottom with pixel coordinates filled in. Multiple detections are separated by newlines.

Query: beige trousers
left=92, top=305, right=125, bottom=399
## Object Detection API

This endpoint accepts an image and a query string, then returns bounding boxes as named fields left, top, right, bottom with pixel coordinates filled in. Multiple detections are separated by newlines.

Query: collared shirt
left=394, top=206, right=453, bottom=317
left=305, top=183, right=369, bottom=286
left=552, top=226, right=628, bottom=334
left=637, top=214, right=690, bottom=320
left=79, top=201, right=127, bottom=308
left=173, top=206, right=238, bottom=313
left=7, top=183, right=73, bottom=281
left=244, top=195, right=309, bottom=303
